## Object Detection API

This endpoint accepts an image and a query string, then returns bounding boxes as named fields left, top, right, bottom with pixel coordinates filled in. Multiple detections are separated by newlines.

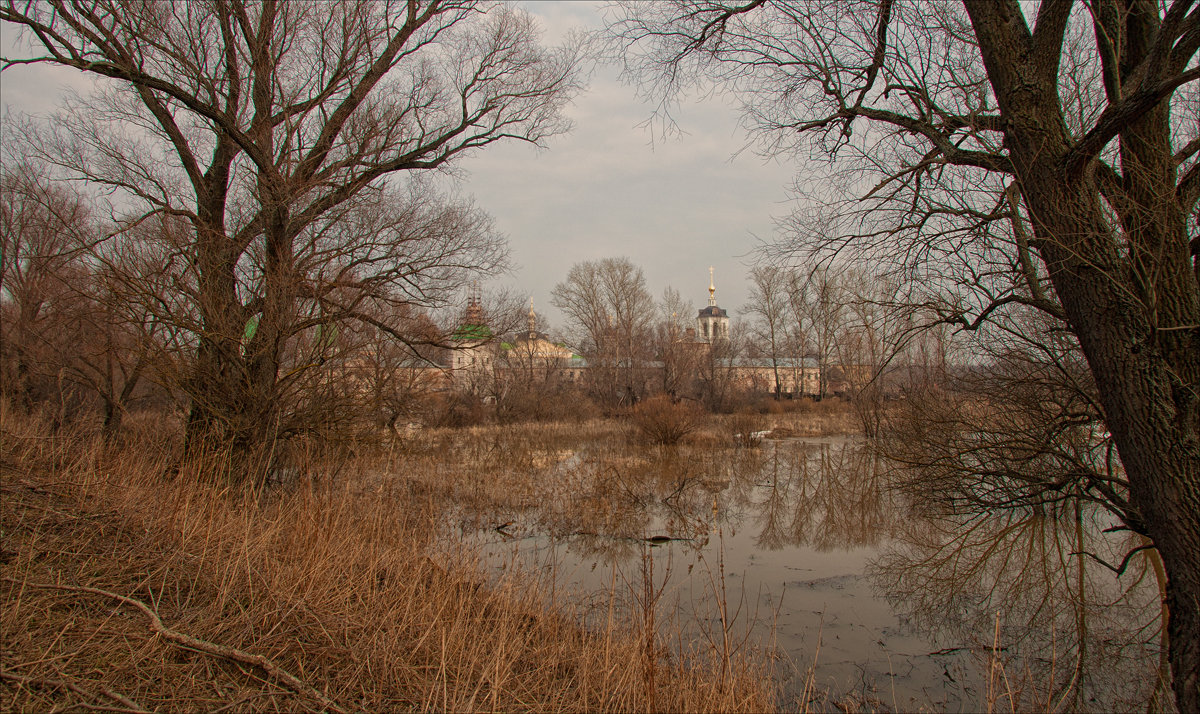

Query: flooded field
left=402, top=421, right=1168, bottom=711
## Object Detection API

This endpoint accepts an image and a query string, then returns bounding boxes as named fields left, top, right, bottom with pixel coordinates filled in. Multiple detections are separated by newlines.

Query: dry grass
left=0, top=406, right=774, bottom=713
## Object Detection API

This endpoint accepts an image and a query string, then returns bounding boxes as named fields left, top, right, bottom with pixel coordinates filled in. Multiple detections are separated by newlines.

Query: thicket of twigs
left=628, top=395, right=709, bottom=446
left=0, top=404, right=773, bottom=713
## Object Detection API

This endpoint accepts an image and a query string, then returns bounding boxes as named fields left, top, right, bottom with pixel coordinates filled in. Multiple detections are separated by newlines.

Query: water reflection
left=751, top=441, right=899, bottom=552
left=871, top=499, right=1167, bottom=711
left=432, top=435, right=1161, bottom=710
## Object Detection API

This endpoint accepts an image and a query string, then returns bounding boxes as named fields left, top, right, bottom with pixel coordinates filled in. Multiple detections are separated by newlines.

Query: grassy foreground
left=0, top=407, right=774, bottom=713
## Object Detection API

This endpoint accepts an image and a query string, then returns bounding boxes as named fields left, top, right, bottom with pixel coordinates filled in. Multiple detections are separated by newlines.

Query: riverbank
left=0, top=408, right=774, bottom=713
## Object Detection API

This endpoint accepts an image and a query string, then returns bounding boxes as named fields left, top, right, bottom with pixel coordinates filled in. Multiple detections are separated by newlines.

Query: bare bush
left=628, top=395, right=706, bottom=446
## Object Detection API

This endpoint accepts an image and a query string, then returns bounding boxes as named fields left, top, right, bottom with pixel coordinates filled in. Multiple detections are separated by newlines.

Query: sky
left=459, top=2, right=798, bottom=331
left=0, top=2, right=802, bottom=334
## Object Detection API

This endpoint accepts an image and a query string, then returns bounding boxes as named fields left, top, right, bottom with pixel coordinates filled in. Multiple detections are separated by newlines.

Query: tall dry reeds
left=0, top=405, right=773, bottom=712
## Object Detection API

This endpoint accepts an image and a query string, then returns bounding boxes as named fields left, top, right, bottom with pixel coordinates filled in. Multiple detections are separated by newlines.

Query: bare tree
left=658, top=285, right=693, bottom=336
left=2, top=0, right=582, bottom=461
left=833, top=270, right=915, bottom=436
left=654, top=285, right=696, bottom=397
left=608, top=0, right=1200, bottom=706
left=493, top=329, right=580, bottom=422
left=694, top=326, right=746, bottom=412
left=786, top=266, right=847, bottom=399
left=62, top=266, right=167, bottom=438
left=0, top=161, right=91, bottom=416
left=551, top=257, right=656, bottom=407
left=0, top=162, right=173, bottom=437
left=309, top=300, right=446, bottom=438
left=743, top=265, right=792, bottom=398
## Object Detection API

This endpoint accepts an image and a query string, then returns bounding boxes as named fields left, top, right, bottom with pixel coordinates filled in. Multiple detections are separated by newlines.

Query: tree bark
left=967, top=2, right=1200, bottom=705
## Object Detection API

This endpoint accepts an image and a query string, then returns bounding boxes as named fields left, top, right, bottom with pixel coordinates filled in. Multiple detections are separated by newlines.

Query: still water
left=444, top=436, right=1164, bottom=711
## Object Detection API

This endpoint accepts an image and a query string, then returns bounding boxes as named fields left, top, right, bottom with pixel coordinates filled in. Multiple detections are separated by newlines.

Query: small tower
left=527, top=298, right=537, bottom=339
left=696, top=266, right=729, bottom=342
left=463, top=282, right=485, bottom=326
left=451, top=283, right=493, bottom=377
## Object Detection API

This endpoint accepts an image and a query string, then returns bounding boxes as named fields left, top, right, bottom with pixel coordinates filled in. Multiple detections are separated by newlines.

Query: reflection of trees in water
left=471, top=437, right=902, bottom=559
left=524, top=444, right=765, bottom=557
left=441, top=427, right=1166, bottom=709
left=872, top=501, right=1166, bottom=711
left=750, top=441, right=899, bottom=551
left=871, top=356, right=1172, bottom=711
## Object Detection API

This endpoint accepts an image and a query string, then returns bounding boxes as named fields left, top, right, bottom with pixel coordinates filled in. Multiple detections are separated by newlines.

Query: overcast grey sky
left=460, top=2, right=798, bottom=331
left=0, top=2, right=801, bottom=334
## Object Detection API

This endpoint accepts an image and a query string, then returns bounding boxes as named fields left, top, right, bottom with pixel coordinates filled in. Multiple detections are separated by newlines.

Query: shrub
left=628, top=395, right=706, bottom=445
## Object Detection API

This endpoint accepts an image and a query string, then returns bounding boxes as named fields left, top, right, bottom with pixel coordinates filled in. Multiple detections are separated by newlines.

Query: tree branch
left=1031, top=0, right=1073, bottom=76
left=1066, top=66, right=1200, bottom=172
left=3, top=578, right=345, bottom=714
left=679, top=0, right=767, bottom=56
left=850, top=0, right=894, bottom=113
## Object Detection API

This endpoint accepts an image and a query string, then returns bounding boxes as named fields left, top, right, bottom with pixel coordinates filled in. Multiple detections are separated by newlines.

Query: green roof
left=452, top=324, right=492, bottom=340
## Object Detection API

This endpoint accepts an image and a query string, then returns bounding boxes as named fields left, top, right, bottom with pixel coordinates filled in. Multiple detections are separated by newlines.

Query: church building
left=439, top=268, right=856, bottom=401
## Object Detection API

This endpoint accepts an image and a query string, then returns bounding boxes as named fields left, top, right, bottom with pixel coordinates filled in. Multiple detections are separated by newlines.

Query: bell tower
left=696, top=266, right=729, bottom=342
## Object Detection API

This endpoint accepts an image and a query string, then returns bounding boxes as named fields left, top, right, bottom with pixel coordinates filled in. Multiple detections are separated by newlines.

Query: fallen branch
left=3, top=577, right=346, bottom=714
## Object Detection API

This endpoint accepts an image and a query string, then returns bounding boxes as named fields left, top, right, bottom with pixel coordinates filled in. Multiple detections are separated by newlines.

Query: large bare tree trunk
left=969, top=3, right=1200, bottom=705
